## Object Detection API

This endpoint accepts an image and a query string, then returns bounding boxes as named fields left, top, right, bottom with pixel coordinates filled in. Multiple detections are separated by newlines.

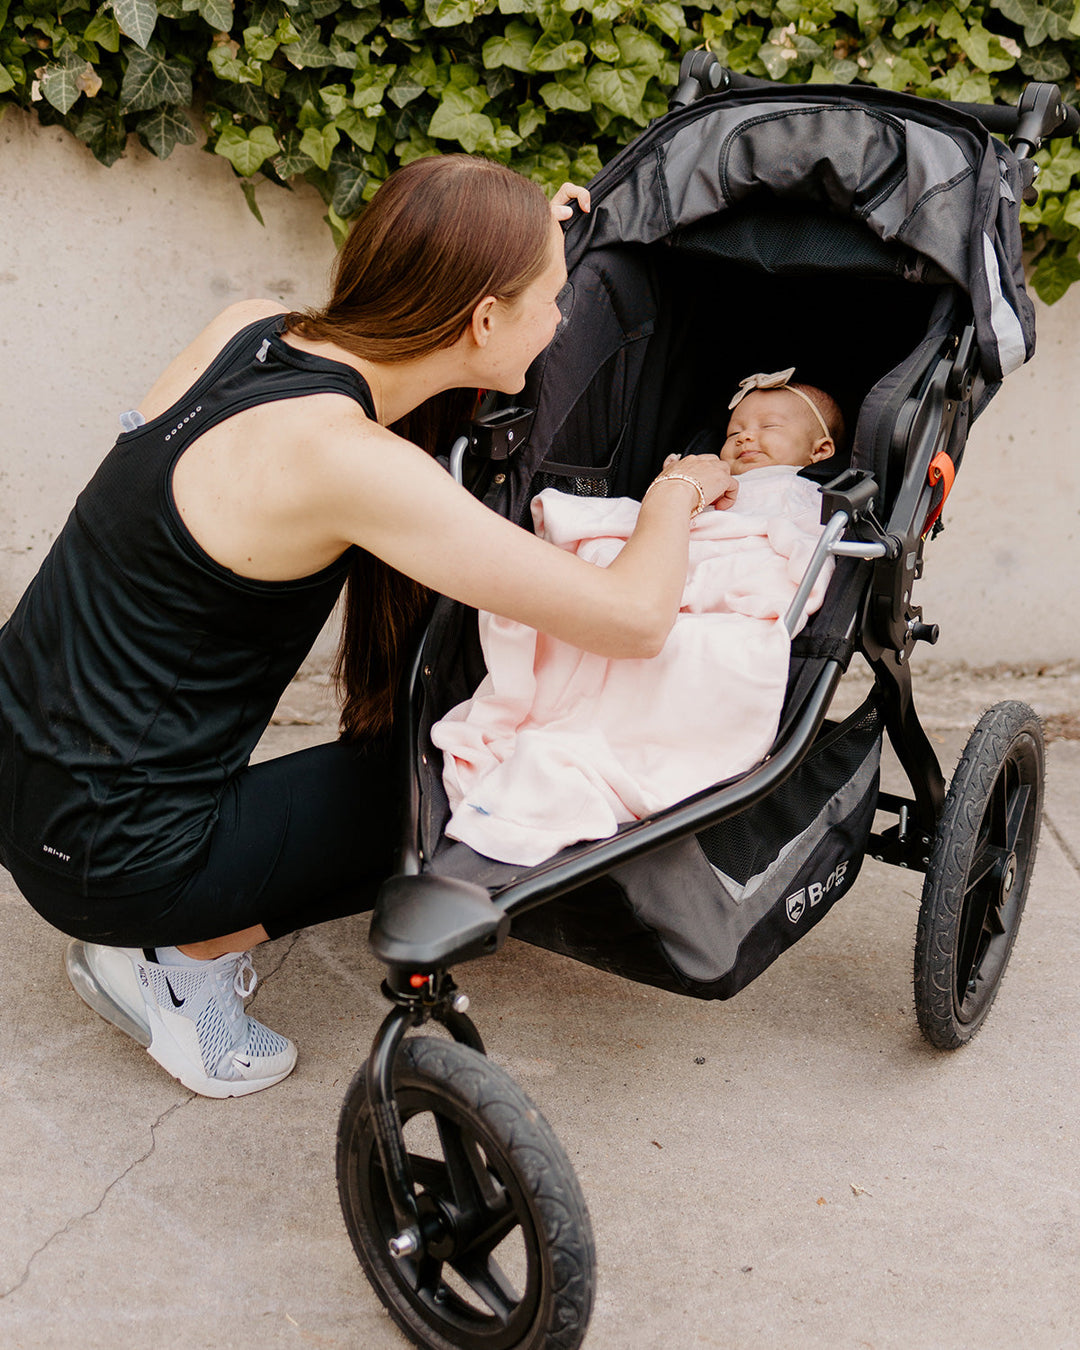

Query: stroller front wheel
left=913, top=700, right=1044, bottom=1049
left=337, top=1036, right=595, bottom=1350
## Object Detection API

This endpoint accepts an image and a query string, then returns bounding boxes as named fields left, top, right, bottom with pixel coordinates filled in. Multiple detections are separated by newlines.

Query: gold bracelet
left=642, top=471, right=707, bottom=518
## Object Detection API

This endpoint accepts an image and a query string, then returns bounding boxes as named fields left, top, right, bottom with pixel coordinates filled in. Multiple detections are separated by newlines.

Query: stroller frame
left=337, top=68, right=1071, bottom=1350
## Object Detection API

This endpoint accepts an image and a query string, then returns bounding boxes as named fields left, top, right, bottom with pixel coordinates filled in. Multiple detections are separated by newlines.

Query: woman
left=0, top=154, right=735, bottom=1098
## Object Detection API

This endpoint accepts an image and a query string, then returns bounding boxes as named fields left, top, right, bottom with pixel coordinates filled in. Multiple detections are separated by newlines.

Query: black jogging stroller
left=335, top=64, right=1077, bottom=1350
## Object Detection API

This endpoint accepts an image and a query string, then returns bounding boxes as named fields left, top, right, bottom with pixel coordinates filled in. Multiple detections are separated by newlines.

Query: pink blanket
left=432, top=465, right=832, bottom=865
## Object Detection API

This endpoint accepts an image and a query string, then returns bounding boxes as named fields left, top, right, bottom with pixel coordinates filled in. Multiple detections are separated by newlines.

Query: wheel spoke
left=466, top=1194, right=521, bottom=1258
left=436, top=1115, right=503, bottom=1212
left=407, top=1150, right=453, bottom=1194
left=955, top=879, right=992, bottom=1001
left=965, top=838, right=1004, bottom=891
left=451, top=1251, right=522, bottom=1325
left=1004, top=781, right=1032, bottom=854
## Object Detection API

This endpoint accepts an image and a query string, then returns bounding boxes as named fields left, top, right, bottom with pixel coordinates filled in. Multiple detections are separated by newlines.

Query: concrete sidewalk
left=1, top=668, right=1078, bottom=1350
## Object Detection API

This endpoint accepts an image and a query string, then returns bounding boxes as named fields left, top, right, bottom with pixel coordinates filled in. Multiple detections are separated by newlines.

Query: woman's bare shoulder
left=137, top=299, right=289, bottom=421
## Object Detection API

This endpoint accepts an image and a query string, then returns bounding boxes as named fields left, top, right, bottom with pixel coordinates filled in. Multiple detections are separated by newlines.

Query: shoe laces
left=231, top=952, right=257, bottom=999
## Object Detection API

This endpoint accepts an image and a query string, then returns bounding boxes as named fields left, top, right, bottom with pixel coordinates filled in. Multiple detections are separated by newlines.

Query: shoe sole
left=66, top=940, right=152, bottom=1048
left=66, top=941, right=297, bottom=1098
left=144, top=997, right=297, bottom=1098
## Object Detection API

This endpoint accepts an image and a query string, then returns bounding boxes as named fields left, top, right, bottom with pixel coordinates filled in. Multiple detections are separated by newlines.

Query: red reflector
left=409, top=974, right=428, bottom=989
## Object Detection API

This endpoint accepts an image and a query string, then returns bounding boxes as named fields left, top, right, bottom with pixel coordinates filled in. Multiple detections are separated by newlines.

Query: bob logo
left=783, top=860, right=850, bottom=924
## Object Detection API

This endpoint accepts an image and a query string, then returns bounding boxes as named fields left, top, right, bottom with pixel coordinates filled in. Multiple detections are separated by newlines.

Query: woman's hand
left=551, top=182, right=591, bottom=221
left=656, top=453, right=739, bottom=512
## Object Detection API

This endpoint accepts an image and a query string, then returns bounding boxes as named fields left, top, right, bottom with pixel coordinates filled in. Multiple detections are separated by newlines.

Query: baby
left=720, top=368, right=844, bottom=477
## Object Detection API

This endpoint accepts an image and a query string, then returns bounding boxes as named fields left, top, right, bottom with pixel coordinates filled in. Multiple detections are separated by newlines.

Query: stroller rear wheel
left=913, top=701, right=1044, bottom=1049
left=337, top=1036, right=595, bottom=1350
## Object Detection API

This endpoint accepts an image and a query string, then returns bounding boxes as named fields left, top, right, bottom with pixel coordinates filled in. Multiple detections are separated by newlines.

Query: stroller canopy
left=565, top=85, right=1034, bottom=384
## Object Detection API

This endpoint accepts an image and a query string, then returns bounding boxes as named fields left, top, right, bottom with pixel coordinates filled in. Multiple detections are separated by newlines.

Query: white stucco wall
left=1, top=108, right=1078, bottom=669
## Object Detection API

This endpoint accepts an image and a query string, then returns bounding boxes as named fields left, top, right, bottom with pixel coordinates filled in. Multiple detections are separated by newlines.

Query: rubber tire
left=914, top=701, right=1044, bottom=1050
left=337, top=1036, right=595, bottom=1350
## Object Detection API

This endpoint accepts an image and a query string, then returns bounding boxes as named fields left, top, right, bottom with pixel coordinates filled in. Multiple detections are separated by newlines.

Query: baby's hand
left=661, top=453, right=738, bottom=511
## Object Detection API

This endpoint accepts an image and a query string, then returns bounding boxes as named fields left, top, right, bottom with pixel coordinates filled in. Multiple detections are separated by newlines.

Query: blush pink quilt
left=431, top=465, right=833, bottom=866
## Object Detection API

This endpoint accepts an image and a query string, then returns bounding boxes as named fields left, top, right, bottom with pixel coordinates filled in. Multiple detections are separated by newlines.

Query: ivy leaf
left=572, top=143, right=602, bottom=182
left=387, top=68, right=426, bottom=108
left=529, top=22, right=588, bottom=72
left=136, top=104, right=197, bottom=156
left=425, top=0, right=475, bottom=26
left=335, top=105, right=378, bottom=150
left=273, top=129, right=315, bottom=177
left=482, top=20, right=536, bottom=71
left=1019, top=46, right=1071, bottom=83
left=988, top=0, right=1073, bottom=46
left=612, top=25, right=667, bottom=69
left=325, top=203, right=349, bottom=249
left=1035, top=140, right=1080, bottom=193
left=198, top=0, right=235, bottom=31
left=588, top=20, right=620, bottom=62
left=395, top=126, right=439, bottom=165
left=241, top=179, right=265, bottom=225
left=428, top=86, right=494, bottom=152
left=120, top=44, right=193, bottom=112
left=113, top=0, right=159, bottom=50
left=1030, top=250, right=1080, bottom=304
left=642, top=2, right=685, bottom=43
left=214, top=122, right=279, bottom=174
left=331, top=162, right=369, bottom=216
left=335, top=10, right=381, bottom=42
left=318, top=81, right=350, bottom=116
left=300, top=120, right=339, bottom=169
left=221, top=80, right=272, bottom=118
left=517, top=98, right=545, bottom=136
left=243, top=24, right=279, bottom=61
left=585, top=64, right=649, bottom=121
left=956, top=20, right=1018, bottom=72
left=73, top=102, right=128, bottom=165
left=84, top=12, right=121, bottom=52
left=0, top=66, right=15, bottom=96
left=538, top=69, right=591, bottom=111
left=284, top=15, right=337, bottom=68
left=40, top=55, right=92, bottom=114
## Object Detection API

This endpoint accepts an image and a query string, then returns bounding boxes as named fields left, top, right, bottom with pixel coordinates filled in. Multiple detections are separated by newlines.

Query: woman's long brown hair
left=285, top=155, right=553, bottom=742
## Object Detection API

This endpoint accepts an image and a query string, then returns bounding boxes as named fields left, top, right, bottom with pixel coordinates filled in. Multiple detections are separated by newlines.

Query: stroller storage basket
left=508, top=696, right=883, bottom=999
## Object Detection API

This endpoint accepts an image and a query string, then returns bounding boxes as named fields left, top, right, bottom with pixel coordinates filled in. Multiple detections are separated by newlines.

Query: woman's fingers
left=551, top=182, right=592, bottom=221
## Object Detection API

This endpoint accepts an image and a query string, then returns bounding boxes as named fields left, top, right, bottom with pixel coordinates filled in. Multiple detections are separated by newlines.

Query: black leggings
left=9, top=741, right=398, bottom=947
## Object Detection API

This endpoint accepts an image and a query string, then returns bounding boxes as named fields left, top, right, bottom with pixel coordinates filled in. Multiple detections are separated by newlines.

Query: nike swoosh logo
left=234, top=1058, right=251, bottom=1068
left=164, top=975, right=185, bottom=1009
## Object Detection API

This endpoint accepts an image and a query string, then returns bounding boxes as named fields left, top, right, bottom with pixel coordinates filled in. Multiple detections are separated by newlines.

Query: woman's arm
left=311, top=411, right=736, bottom=660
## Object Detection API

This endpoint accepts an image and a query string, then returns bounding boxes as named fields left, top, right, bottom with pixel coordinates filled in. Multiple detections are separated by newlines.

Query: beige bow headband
left=728, top=368, right=832, bottom=442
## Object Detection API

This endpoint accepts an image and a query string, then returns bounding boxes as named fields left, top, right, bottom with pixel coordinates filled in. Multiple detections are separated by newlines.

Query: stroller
left=335, top=63, right=1077, bottom=1350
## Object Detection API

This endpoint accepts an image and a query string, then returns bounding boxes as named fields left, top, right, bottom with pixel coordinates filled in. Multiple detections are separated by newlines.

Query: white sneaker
left=66, top=941, right=297, bottom=1098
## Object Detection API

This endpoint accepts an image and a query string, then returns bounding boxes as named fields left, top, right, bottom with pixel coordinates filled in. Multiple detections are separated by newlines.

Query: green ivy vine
left=2, top=0, right=1080, bottom=300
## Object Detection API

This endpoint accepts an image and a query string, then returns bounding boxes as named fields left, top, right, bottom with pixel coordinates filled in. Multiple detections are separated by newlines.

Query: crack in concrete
left=254, top=929, right=301, bottom=988
left=1043, top=812, right=1080, bottom=878
left=0, top=1097, right=191, bottom=1301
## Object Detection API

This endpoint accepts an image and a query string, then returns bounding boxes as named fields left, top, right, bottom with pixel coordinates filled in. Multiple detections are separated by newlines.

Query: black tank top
left=0, top=315, right=375, bottom=895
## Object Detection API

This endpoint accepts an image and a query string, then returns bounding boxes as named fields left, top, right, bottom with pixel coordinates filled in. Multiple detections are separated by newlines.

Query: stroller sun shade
left=568, top=85, right=1033, bottom=384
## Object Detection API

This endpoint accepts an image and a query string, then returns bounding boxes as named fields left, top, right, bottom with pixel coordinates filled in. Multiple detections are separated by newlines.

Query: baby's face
left=722, top=389, right=831, bottom=475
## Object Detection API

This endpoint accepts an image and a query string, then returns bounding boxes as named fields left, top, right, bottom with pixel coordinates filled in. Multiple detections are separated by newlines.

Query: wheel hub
left=416, top=1191, right=458, bottom=1262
